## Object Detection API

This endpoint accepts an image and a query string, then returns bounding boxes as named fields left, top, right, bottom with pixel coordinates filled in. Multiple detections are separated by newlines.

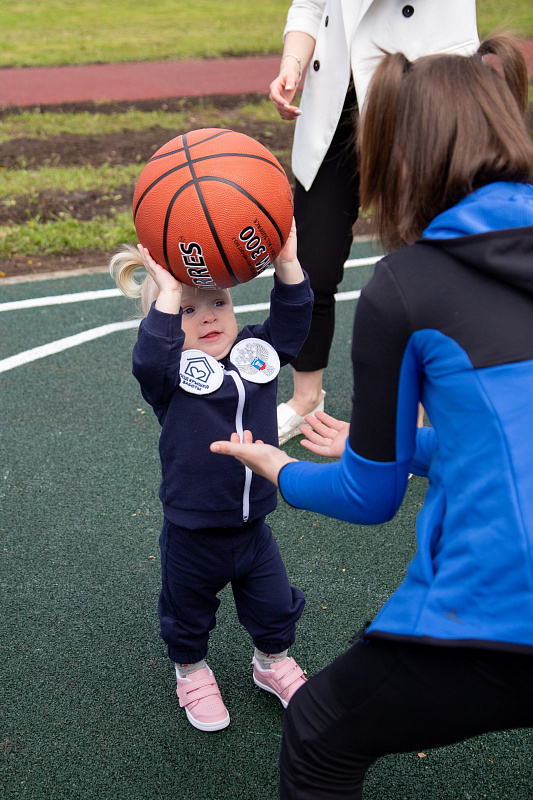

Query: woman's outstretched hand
left=210, top=430, right=297, bottom=486
left=299, top=411, right=350, bottom=459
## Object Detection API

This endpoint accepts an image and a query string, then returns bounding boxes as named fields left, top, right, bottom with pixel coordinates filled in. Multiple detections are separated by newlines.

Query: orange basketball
left=133, top=128, right=294, bottom=289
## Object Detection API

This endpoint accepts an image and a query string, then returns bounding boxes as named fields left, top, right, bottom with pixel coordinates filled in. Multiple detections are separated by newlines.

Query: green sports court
left=2, top=238, right=532, bottom=799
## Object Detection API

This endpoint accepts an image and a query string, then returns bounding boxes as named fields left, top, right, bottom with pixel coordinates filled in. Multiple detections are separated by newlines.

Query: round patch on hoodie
left=179, top=349, right=224, bottom=395
left=230, top=338, right=280, bottom=384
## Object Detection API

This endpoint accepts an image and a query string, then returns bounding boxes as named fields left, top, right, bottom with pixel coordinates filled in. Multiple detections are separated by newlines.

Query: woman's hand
left=269, top=32, right=315, bottom=120
left=137, top=244, right=182, bottom=314
left=210, top=430, right=297, bottom=486
left=269, top=66, right=303, bottom=120
left=299, top=411, right=350, bottom=459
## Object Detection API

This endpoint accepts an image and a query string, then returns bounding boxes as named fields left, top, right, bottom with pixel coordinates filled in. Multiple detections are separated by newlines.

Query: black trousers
left=291, top=83, right=359, bottom=373
left=280, top=638, right=533, bottom=799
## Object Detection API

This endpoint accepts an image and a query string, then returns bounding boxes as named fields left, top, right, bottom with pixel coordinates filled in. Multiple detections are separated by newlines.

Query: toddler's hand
left=273, top=219, right=304, bottom=284
left=137, top=245, right=182, bottom=314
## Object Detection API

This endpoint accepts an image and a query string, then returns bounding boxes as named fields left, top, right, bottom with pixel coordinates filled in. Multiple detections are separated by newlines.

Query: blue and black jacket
left=133, top=274, right=313, bottom=530
left=280, top=182, right=533, bottom=653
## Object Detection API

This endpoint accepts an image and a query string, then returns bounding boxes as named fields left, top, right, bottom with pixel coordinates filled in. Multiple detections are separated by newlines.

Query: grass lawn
left=477, top=0, right=533, bottom=38
left=0, top=98, right=289, bottom=260
left=0, top=1, right=531, bottom=265
left=0, top=0, right=531, bottom=68
left=0, top=0, right=290, bottom=67
left=0, top=100, right=278, bottom=144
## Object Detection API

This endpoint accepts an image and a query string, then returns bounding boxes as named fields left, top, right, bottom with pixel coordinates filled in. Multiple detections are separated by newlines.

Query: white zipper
left=227, top=369, right=252, bottom=522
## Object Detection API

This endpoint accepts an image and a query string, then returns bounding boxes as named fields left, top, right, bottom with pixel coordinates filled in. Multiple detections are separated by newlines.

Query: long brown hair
left=358, top=34, right=533, bottom=251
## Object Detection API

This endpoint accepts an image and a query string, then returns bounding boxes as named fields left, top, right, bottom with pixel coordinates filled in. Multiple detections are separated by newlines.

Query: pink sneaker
left=253, top=656, right=307, bottom=708
left=176, top=666, right=230, bottom=732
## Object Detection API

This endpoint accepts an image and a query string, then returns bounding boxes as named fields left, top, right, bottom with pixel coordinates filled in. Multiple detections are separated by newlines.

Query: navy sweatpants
left=158, top=516, right=305, bottom=664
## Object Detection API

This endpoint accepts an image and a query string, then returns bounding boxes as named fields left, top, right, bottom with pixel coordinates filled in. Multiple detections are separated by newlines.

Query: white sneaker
left=277, top=391, right=326, bottom=446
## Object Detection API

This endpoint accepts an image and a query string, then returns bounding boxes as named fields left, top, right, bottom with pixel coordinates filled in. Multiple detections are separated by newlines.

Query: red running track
left=0, top=56, right=280, bottom=107
left=0, top=43, right=531, bottom=107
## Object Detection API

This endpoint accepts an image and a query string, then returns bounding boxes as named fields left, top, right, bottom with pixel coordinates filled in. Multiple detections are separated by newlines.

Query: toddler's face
left=180, top=285, right=238, bottom=360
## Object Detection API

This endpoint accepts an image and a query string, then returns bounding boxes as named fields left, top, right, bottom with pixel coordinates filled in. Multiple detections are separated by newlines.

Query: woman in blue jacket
left=212, top=34, right=533, bottom=797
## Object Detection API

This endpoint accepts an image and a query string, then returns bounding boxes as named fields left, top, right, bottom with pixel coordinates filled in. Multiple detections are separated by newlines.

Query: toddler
left=110, top=222, right=312, bottom=731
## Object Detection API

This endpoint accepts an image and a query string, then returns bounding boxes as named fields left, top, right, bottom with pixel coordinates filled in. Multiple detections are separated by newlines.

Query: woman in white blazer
left=272, top=0, right=479, bottom=445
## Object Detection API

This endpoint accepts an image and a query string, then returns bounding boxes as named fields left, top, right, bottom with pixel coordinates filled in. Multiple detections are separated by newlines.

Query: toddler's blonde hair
left=109, top=244, right=158, bottom=317
left=109, top=244, right=233, bottom=317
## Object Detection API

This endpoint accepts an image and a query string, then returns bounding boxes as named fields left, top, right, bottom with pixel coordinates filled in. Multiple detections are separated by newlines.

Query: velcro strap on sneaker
left=176, top=675, right=221, bottom=708
left=275, top=658, right=306, bottom=692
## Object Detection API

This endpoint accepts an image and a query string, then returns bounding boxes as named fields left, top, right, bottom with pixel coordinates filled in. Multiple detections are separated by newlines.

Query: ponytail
left=358, top=33, right=533, bottom=251
left=478, top=34, right=529, bottom=115
left=358, top=52, right=409, bottom=247
left=109, top=244, right=158, bottom=317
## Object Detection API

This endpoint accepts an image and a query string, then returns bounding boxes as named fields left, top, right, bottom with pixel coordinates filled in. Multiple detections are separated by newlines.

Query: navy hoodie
left=133, top=274, right=313, bottom=529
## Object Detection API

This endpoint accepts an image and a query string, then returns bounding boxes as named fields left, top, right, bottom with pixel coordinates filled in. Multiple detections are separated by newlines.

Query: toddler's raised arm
left=272, top=219, right=305, bottom=285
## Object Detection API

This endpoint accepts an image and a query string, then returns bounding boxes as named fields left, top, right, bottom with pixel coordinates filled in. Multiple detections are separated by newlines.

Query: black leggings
left=280, top=638, right=533, bottom=799
left=291, top=83, right=359, bottom=373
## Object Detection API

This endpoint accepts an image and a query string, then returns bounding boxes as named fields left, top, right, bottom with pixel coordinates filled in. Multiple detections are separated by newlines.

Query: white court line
left=0, top=256, right=379, bottom=314
left=0, top=320, right=139, bottom=374
left=344, top=256, right=381, bottom=268
left=0, top=288, right=120, bottom=313
left=0, top=291, right=362, bottom=374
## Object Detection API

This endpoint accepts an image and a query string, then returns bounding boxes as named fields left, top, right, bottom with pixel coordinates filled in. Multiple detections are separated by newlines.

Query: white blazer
left=284, top=0, right=479, bottom=189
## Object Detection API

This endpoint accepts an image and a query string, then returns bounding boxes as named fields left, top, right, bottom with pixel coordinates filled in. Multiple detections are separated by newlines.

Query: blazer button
left=313, top=59, right=320, bottom=71
left=325, top=15, right=329, bottom=26
left=402, top=5, right=414, bottom=16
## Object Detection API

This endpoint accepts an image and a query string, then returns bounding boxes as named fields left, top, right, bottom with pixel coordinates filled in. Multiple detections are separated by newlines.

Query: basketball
left=132, top=128, right=294, bottom=289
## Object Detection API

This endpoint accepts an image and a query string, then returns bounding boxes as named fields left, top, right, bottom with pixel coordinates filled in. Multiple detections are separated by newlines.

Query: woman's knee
left=280, top=682, right=367, bottom=800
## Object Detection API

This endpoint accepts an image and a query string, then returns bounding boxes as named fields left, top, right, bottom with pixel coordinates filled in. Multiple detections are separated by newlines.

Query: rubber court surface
left=2, top=239, right=532, bottom=800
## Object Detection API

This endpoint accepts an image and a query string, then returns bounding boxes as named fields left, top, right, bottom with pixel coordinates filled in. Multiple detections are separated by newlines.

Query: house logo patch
left=230, top=339, right=280, bottom=384
left=179, top=350, right=224, bottom=395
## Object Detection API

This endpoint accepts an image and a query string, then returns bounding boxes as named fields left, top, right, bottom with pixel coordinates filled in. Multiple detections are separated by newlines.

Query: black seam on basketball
left=134, top=153, right=285, bottom=222
left=148, top=129, right=231, bottom=162
left=161, top=180, right=196, bottom=273
left=150, top=151, right=286, bottom=178
left=198, top=177, right=285, bottom=245
left=160, top=174, right=285, bottom=281
left=181, top=133, right=239, bottom=285
left=134, top=162, right=191, bottom=221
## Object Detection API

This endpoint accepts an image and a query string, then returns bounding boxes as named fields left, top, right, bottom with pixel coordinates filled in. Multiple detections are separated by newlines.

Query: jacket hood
left=422, top=182, right=533, bottom=295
